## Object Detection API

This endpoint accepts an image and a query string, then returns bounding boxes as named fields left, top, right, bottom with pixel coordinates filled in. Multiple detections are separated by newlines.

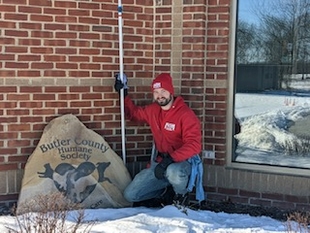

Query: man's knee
left=166, top=163, right=188, bottom=184
left=165, top=163, right=177, bottom=178
left=123, top=185, right=137, bottom=202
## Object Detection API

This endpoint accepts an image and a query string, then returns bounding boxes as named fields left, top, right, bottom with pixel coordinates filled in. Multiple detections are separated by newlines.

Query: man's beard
left=155, top=95, right=173, bottom=107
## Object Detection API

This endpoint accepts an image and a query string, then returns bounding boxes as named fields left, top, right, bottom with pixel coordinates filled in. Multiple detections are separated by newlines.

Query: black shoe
left=159, top=185, right=175, bottom=206
left=133, top=186, right=176, bottom=208
left=173, top=193, right=189, bottom=206
left=133, top=198, right=162, bottom=208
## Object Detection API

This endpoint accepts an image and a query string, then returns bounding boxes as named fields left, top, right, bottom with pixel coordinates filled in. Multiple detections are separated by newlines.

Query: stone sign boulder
left=17, top=114, right=132, bottom=213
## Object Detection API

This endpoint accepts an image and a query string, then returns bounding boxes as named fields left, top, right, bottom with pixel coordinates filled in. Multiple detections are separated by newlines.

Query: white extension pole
left=118, top=0, right=126, bottom=164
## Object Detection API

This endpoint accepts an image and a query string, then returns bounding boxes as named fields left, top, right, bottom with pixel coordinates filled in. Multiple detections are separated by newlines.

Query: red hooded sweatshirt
left=124, top=96, right=202, bottom=162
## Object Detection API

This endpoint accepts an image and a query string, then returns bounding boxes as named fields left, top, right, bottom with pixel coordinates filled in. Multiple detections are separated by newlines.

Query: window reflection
left=234, top=0, right=310, bottom=168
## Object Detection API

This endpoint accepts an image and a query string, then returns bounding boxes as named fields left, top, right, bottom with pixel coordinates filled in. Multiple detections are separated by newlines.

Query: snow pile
left=237, top=104, right=310, bottom=155
left=0, top=205, right=288, bottom=233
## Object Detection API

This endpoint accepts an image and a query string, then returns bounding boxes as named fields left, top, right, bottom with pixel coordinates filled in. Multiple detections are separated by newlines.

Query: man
left=114, top=73, right=204, bottom=206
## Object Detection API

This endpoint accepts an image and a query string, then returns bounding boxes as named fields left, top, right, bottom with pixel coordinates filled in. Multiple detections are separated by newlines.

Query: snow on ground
left=0, top=205, right=291, bottom=233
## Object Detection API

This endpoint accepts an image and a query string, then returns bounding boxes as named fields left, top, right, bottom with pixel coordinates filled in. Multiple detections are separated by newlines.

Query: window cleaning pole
left=118, top=0, right=126, bottom=164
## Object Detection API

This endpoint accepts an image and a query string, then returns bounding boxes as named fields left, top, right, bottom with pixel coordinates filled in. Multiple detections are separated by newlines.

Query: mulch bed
left=200, top=200, right=293, bottom=222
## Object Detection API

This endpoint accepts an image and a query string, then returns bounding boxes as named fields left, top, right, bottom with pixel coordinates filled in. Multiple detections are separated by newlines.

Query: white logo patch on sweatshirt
left=164, top=122, right=175, bottom=131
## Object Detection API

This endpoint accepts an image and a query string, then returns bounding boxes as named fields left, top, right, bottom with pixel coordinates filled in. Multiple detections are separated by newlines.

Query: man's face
left=153, top=88, right=172, bottom=107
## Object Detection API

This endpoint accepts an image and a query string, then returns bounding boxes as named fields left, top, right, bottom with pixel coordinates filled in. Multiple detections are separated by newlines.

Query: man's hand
left=114, top=73, right=128, bottom=96
left=154, top=155, right=174, bottom=179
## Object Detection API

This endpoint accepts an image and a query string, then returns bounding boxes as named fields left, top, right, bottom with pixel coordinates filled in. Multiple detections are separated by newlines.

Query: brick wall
left=204, top=0, right=230, bottom=166
left=0, top=0, right=157, bottom=206
left=205, top=165, right=310, bottom=211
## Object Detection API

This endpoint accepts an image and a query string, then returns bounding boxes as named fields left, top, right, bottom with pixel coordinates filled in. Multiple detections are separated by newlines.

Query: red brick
left=44, top=40, right=66, bottom=47
left=0, top=194, right=19, bottom=202
left=7, top=109, right=30, bottom=115
left=4, top=13, right=28, bottom=21
left=30, top=47, right=53, bottom=54
left=44, top=23, right=66, bottom=31
left=273, top=201, right=296, bottom=210
left=7, top=94, right=30, bottom=101
left=44, top=87, right=67, bottom=93
left=20, top=86, right=43, bottom=93
left=0, top=163, right=18, bottom=171
left=19, top=101, right=43, bottom=108
left=217, top=187, right=238, bottom=195
left=0, top=102, right=17, bottom=108
left=43, top=8, right=66, bottom=15
left=69, top=87, right=91, bottom=93
left=32, top=109, right=56, bottom=115
left=0, top=132, right=18, bottom=139
left=45, top=102, right=68, bottom=108
left=18, top=6, right=42, bottom=14
left=0, top=149, right=18, bottom=155
left=8, top=155, right=29, bottom=162
left=84, top=122, right=102, bottom=129
left=262, top=193, right=284, bottom=201
left=21, top=147, right=36, bottom=155
left=82, top=93, right=102, bottom=99
left=58, top=94, right=80, bottom=100
left=70, top=101, right=92, bottom=107
left=249, top=198, right=272, bottom=207
left=18, top=70, right=41, bottom=77
left=5, top=62, right=29, bottom=69
left=0, top=54, right=15, bottom=60
left=284, top=195, right=308, bottom=203
left=33, top=123, right=47, bottom=131
left=69, top=9, right=90, bottom=17
left=33, top=94, right=56, bottom=100
left=69, top=71, right=90, bottom=77
left=29, top=0, right=52, bottom=6
left=21, top=132, right=42, bottom=139
left=30, top=14, right=53, bottom=22
left=80, top=63, right=100, bottom=70
left=8, top=124, right=31, bottom=132
left=57, top=109, right=79, bottom=115
left=44, top=70, right=66, bottom=77
left=54, top=1, right=77, bottom=8
left=0, top=5, right=16, bottom=12
left=93, top=115, right=113, bottom=121
left=240, top=190, right=261, bottom=198
left=82, top=108, right=103, bottom=115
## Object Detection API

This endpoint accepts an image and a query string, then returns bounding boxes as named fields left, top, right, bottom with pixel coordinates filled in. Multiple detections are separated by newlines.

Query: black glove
left=114, top=73, right=128, bottom=97
left=154, top=154, right=174, bottom=179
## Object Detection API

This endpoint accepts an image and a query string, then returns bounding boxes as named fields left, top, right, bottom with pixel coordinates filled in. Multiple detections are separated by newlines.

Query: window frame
left=226, top=0, right=310, bottom=177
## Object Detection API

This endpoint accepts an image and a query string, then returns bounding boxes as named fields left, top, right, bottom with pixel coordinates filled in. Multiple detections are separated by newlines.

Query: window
left=233, top=0, right=310, bottom=169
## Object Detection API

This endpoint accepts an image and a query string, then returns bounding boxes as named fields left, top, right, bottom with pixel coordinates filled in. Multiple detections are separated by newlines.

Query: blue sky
left=238, top=0, right=259, bottom=25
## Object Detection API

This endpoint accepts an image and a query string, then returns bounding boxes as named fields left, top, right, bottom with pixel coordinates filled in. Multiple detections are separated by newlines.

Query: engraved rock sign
left=17, top=114, right=132, bottom=213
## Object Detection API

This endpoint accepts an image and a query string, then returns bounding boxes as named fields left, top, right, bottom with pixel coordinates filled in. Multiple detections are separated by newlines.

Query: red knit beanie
left=151, top=73, right=174, bottom=95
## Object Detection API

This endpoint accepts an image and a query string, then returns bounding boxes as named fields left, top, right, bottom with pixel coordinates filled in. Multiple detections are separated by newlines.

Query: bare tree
left=236, top=20, right=261, bottom=64
left=237, top=0, right=310, bottom=76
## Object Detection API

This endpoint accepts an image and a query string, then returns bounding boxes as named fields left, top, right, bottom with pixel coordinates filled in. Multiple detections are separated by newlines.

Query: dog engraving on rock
left=38, top=161, right=111, bottom=203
